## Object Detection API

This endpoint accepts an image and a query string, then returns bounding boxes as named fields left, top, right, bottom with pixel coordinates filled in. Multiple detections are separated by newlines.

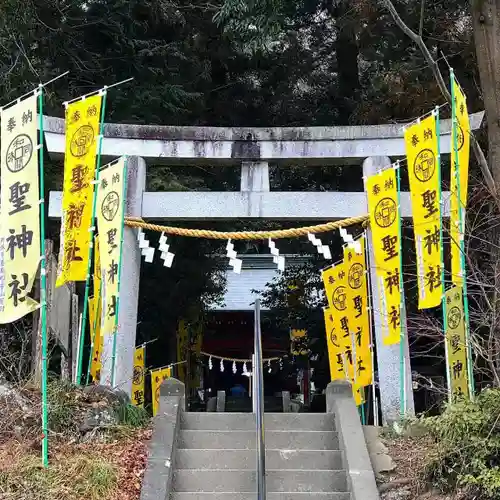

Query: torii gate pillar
left=100, top=156, right=146, bottom=394
left=363, top=156, right=415, bottom=424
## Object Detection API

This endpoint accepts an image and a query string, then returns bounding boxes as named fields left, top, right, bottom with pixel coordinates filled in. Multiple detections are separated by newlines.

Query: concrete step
left=172, top=469, right=348, bottom=493
left=175, top=449, right=343, bottom=470
left=224, top=396, right=283, bottom=413
left=181, top=413, right=335, bottom=431
left=171, top=493, right=351, bottom=500
left=178, top=430, right=339, bottom=451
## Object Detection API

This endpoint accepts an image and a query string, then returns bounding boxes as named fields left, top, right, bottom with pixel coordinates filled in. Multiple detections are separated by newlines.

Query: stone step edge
left=175, top=448, right=342, bottom=452
left=179, top=430, right=336, bottom=433
left=171, top=493, right=347, bottom=495
left=183, top=412, right=332, bottom=415
left=174, top=469, right=346, bottom=472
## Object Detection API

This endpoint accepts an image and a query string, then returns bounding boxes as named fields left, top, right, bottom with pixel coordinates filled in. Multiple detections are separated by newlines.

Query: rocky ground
left=0, top=378, right=150, bottom=500
left=375, top=430, right=464, bottom=500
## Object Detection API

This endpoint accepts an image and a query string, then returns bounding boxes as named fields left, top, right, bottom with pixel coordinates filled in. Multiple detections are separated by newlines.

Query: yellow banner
left=88, top=297, right=102, bottom=382
left=323, top=308, right=364, bottom=406
left=0, top=94, right=40, bottom=323
left=151, top=366, right=172, bottom=416
left=96, top=158, right=126, bottom=339
left=353, top=386, right=364, bottom=407
left=89, top=237, right=103, bottom=381
left=56, top=94, right=103, bottom=286
left=450, top=78, right=470, bottom=287
left=323, top=308, right=344, bottom=381
left=322, top=262, right=354, bottom=379
left=405, top=113, right=443, bottom=309
left=190, top=321, right=203, bottom=388
left=94, top=236, right=101, bottom=301
left=445, top=287, right=469, bottom=399
left=192, top=321, right=203, bottom=356
left=177, top=319, right=188, bottom=383
left=132, top=346, right=146, bottom=408
left=290, top=329, right=309, bottom=355
left=366, top=168, right=402, bottom=345
left=344, top=237, right=373, bottom=387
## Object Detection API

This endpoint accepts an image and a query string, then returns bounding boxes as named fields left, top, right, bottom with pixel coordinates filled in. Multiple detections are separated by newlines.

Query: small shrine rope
left=199, top=350, right=286, bottom=363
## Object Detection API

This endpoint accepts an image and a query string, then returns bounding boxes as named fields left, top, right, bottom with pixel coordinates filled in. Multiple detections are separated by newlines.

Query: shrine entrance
left=47, top=111, right=484, bottom=422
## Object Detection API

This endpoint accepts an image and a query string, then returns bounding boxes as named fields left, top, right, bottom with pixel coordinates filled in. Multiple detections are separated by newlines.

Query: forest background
left=1, top=0, right=498, bottom=395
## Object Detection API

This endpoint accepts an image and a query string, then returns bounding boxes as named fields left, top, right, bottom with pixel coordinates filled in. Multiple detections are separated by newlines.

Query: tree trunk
left=471, top=0, right=500, bottom=381
left=471, top=1, right=500, bottom=188
left=330, top=0, right=361, bottom=121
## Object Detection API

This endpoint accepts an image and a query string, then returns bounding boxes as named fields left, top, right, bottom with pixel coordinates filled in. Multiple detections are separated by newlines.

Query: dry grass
left=0, top=429, right=151, bottom=500
left=0, top=379, right=152, bottom=499
left=0, top=445, right=116, bottom=500
left=380, top=434, right=467, bottom=500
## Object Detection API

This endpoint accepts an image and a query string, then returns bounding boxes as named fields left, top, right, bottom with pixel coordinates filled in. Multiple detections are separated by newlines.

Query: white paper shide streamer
left=268, top=238, right=285, bottom=271
left=339, top=227, right=361, bottom=254
left=226, top=239, right=242, bottom=273
left=307, top=233, right=332, bottom=260
left=137, top=228, right=155, bottom=263
left=138, top=229, right=176, bottom=266
left=158, top=232, right=175, bottom=268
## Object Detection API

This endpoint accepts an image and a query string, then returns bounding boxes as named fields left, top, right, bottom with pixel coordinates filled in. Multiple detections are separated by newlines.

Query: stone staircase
left=170, top=412, right=350, bottom=500
left=224, top=396, right=283, bottom=413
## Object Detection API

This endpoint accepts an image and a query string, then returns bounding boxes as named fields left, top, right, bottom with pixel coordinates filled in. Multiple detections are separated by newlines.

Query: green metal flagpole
left=110, top=157, right=129, bottom=387
left=395, top=162, right=408, bottom=418
left=38, top=86, right=49, bottom=467
left=363, top=228, right=379, bottom=426
left=76, top=90, right=108, bottom=385
left=85, top=280, right=102, bottom=386
left=435, top=106, right=452, bottom=402
left=450, top=69, right=475, bottom=397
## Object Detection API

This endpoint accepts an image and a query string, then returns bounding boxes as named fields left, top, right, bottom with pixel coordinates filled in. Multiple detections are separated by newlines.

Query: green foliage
left=47, top=378, right=81, bottom=434
left=113, top=401, right=150, bottom=428
left=0, top=0, right=486, bottom=385
left=422, top=389, right=500, bottom=498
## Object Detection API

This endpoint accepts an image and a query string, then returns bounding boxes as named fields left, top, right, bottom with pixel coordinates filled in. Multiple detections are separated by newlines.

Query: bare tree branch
left=381, top=0, right=498, bottom=202
left=419, top=0, right=425, bottom=38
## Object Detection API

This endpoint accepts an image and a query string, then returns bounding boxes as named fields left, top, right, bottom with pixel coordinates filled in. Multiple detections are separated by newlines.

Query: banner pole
left=0, top=71, right=69, bottom=111
left=64, top=78, right=133, bottom=107
left=351, top=330, right=360, bottom=413
left=395, top=164, right=408, bottom=417
left=435, top=105, right=452, bottom=403
left=38, top=86, right=49, bottom=467
left=451, top=69, right=474, bottom=398
left=85, top=281, right=102, bottom=385
left=363, top=229, right=379, bottom=426
left=75, top=91, right=108, bottom=385
left=360, top=393, right=366, bottom=424
left=111, top=157, right=129, bottom=387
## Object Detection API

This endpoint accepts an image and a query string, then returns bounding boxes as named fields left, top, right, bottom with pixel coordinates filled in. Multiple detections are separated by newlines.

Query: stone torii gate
left=47, top=112, right=484, bottom=424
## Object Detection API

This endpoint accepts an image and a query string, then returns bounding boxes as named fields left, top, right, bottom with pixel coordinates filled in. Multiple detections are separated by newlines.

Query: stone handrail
left=327, top=380, right=380, bottom=500
left=140, top=378, right=185, bottom=500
